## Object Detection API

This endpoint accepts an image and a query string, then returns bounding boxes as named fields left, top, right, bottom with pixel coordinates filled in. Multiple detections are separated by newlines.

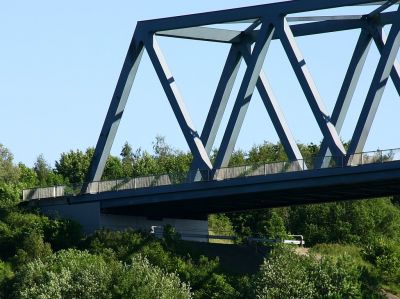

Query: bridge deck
left=27, top=158, right=400, bottom=218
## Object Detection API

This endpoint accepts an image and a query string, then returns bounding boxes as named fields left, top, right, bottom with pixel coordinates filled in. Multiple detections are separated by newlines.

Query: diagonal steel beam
left=346, top=8, right=400, bottom=161
left=188, top=46, right=243, bottom=181
left=370, top=25, right=400, bottom=96
left=145, top=35, right=213, bottom=172
left=213, top=21, right=275, bottom=171
left=238, top=44, right=306, bottom=168
left=275, top=17, right=347, bottom=159
left=316, top=29, right=373, bottom=168
left=368, top=0, right=398, bottom=17
left=84, top=38, right=144, bottom=188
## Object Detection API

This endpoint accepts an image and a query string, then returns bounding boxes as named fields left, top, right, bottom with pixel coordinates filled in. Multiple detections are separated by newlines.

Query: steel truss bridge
left=25, top=0, right=400, bottom=218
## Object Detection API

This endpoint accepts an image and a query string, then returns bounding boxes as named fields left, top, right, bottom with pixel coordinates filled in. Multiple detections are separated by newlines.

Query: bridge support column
left=100, top=214, right=209, bottom=242
left=32, top=198, right=208, bottom=242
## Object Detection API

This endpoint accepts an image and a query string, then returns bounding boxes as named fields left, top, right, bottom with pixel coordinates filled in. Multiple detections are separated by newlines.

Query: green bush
left=194, top=273, right=239, bottom=299
left=0, top=183, right=20, bottom=208
left=86, top=229, right=149, bottom=262
left=254, top=246, right=376, bottom=299
left=0, top=260, right=14, bottom=298
left=13, top=231, right=52, bottom=267
left=114, top=255, right=192, bottom=299
left=12, top=249, right=114, bottom=299
left=363, top=237, right=400, bottom=286
left=255, top=246, right=315, bottom=299
left=310, top=255, right=363, bottom=298
left=288, top=198, right=400, bottom=246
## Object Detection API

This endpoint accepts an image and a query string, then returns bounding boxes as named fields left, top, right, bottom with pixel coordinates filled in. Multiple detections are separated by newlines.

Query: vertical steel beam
left=212, top=21, right=275, bottom=170
left=275, top=17, right=347, bottom=159
left=370, top=26, right=400, bottom=96
left=316, top=29, right=373, bottom=168
left=189, top=46, right=243, bottom=181
left=145, top=35, right=213, bottom=172
left=346, top=10, right=400, bottom=159
left=238, top=44, right=306, bottom=168
left=84, top=39, right=144, bottom=187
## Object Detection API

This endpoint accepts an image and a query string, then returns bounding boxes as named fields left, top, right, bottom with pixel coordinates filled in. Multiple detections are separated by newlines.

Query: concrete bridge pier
left=35, top=198, right=209, bottom=242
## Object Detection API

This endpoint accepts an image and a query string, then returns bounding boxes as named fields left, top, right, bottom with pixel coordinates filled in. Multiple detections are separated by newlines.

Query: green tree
left=18, top=163, right=38, bottom=189
left=248, top=142, right=287, bottom=164
left=153, top=135, right=173, bottom=157
left=228, top=208, right=288, bottom=238
left=13, top=231, right=52, bottom=267
left=288, top=198, right=400, bottom=246
left=33, top=154, right=64, bottom=187
left=255, top=247, right=315, bottom=299
left=103, top=155, right=124, bottom=180
left=55, top=148, right=93, bottom=184
left=120, top=142, right=135, bottom=177
left=0, top=144, right=19, bottom=184
left=33, top=154, right=52, bottom=186
left=115, top=255, right=192, bottom=299
left=12, top=249, right=115, bottom=299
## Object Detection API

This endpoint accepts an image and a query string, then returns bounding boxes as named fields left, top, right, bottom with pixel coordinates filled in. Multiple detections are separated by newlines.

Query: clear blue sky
left=1, top=1, right=399, bottom=167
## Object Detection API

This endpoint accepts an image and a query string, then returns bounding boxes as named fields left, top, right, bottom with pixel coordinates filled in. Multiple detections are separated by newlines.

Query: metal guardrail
left=22, top=148, right=400, bottom=201
left=150, top=226, right=305, bottom=245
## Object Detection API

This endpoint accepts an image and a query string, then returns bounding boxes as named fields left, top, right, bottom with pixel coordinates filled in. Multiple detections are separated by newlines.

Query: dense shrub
left=12, top=249, right=114, bottom=299
left=0, top=260, right=13, bottom=297
left=194, top=273, right=239, bottom=299
left=363, top=237, right=400, bottom=286
left=85, top=229, right=148, bottom=262
left=114, top=255, right=192, bottom=299
left=255, top=247, right=315, bottom=299
left=287, top=198, right=400, bottom=246
left=254, top=246, right=380, bottom=299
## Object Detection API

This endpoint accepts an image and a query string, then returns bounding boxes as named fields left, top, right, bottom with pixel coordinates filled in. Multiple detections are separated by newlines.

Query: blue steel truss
left=84, top=0, right=400, bottom=189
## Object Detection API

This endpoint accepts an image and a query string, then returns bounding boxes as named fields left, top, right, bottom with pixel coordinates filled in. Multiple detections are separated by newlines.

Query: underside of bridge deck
left=94, top=162, right=400, bottom=218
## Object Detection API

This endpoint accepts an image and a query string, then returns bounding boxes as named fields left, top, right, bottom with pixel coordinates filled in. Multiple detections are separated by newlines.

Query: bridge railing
left=21, top=147, right=400, bottom=201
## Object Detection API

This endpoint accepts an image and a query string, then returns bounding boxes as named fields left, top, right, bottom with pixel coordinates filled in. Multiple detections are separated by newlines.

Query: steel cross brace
left=144, top=35, right=213, bottom=173
left=315, top=29, right=373, bottom=168
left=83, top=40, right=144, bottom=191
left=274, top=17, right=347, bottom=160
left=316, top=19, right=400, bottom=168
left=212, top=21, right=276, bottom=171
left=346, top=6, right=400, bottom=162
left=188, top=42, right=305, bottom=181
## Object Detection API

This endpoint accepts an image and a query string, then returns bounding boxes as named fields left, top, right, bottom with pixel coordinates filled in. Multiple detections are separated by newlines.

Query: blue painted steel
left=145, top=36, right=213, bottom=171
left=73, top=161, right=400, bottom=217
left=275, top=17, right=347, bottom=159
left=370, top=26, right=400, bottom=97
left=238, top=44, right=305, bottom=168
left=316, top=29, right=373, bottom=168
left=138, top=0, right=398, bottom=32
left=347, top=7, right=400, bottom=160
left=86, top=0, right=400, bottom=196
left=84, top=41, right=144, bottom=188
left=189, top=46, right=242, bottom=181
left=212, top=22, right=275, bottom=170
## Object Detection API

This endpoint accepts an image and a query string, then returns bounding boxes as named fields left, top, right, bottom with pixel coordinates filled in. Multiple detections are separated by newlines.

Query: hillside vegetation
left=1, top=139, right=400, bottom=298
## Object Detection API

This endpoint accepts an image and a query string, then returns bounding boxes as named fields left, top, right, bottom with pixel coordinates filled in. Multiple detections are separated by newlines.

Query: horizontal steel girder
left=155, top=12, right=397, bottom=44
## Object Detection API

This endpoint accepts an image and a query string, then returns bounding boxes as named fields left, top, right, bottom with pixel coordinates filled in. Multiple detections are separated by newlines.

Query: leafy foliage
left=12, top=249, right=115, bottom=299
left=1, top=140, right=400, bottom=297
left=115, top=255, right=192, bottom=299
left=287, top=198, right=400, bottom=245
left=255, top=246, right=381, bottom=299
